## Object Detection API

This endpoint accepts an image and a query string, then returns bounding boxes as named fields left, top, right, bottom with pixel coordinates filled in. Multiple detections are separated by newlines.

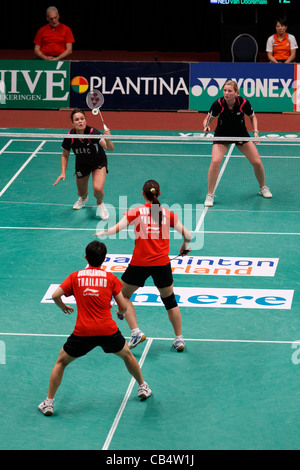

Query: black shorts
left=213, top=139, right=249, bottom=146
left=121, top=263, right=173, bottom=288
left=75, top=163, right=108, bottom=178
left=213, top=133, right=250, bottom=146
left=63, top=330, right=126, bottom=358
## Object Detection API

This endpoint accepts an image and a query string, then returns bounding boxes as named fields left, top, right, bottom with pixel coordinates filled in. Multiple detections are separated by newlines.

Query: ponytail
left=143, top=180, right=162, bottom=227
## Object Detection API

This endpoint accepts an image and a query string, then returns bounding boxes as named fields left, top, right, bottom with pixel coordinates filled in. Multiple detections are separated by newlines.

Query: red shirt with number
left=34, top=23, right=75, bottom=56
left=60, top=267, right=121, bottom=336
left=125, top=203, right=178, bottom=266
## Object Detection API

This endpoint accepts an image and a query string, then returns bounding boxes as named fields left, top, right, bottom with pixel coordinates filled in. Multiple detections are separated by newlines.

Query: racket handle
left=104, top=124, right=109, bottom=131
left=180, top=248, right=192, bottom=256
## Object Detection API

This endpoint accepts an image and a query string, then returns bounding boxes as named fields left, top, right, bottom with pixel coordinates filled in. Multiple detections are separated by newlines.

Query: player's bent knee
left=161, top=293, right=178, bottom=311
left=94, top=188, right=104, bottom=196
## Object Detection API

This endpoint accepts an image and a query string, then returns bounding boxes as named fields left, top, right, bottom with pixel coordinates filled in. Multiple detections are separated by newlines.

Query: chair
left=231, top=34, right=258, bottom=62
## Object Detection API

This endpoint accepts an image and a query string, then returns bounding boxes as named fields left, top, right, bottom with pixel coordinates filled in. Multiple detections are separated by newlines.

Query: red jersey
left=125, top=203, right=178, bottom=266
left=60, top=267, right=122, bottom=336
left=34, top=23, right=75, bottom=56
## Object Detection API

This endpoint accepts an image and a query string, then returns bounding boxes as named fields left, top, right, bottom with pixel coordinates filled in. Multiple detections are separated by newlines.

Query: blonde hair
left=224, top=80, right=239, bottom=95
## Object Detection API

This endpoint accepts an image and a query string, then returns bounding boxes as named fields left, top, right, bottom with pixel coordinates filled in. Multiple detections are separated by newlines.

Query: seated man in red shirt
left=33, top=6, right=75, bottom=61
left=38, top=241, right=151, bottom=416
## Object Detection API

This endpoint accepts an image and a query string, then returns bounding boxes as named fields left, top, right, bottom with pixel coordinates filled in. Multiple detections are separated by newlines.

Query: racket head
left=86, top=89, right=105, bottom=110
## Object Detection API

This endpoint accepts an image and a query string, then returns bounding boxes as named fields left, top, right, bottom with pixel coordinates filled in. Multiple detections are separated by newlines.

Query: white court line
left=0, top=226, right=299, bottom=235
left=0, top=141, right=45, bottom=198
left=0, top=332, right=298, bottom=345
left=2, top=151, right=300, bottom=159
left=0, top=139, right=13, bottom=155
left=195, top=144, right=235, bottom=233
left=0, top=200, right=299, bottom=214
left=0, top=225, right=299, bottom=235
left=102, top=338, right=153, bottom=451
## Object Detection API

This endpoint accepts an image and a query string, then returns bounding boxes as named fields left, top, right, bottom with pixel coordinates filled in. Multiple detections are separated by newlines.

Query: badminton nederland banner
left=95, top=254, right=279, bottom=277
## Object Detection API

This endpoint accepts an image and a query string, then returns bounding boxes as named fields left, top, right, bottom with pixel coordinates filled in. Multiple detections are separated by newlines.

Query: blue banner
left=70, top=62, right=190, bottom=111
left=190, top=63, right=296, bottom=112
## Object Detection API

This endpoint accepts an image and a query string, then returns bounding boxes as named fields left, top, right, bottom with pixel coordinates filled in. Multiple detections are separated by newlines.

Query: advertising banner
left=1, top=60, right=298, bottom=112
left=69, top=62, right=190, bottom=111
left=42, top=284, right=294, bottom=310
left=190, top=62, right=296, bottom=112
left=0, top=60, right=70, bottom=109
left=96, top=254, right=279, bottom=277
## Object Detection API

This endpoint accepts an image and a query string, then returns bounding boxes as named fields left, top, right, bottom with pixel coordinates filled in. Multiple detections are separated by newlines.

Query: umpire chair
left=231, top=34, right=259, bottom=62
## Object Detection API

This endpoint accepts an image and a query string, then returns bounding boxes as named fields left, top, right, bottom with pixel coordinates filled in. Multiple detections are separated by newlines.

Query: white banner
left=100, top=255, right=278, bottom=277
left=42, top=285, right=293, bottom=310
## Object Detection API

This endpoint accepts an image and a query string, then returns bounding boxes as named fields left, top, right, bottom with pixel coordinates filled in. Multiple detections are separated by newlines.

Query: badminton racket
left=204, top=113, right=213, bottom=134
left=86, top=89, right=108, bottom=131
left=111, top=300, right=125, bottom=320
left=171, top=249, right=191, bottom=261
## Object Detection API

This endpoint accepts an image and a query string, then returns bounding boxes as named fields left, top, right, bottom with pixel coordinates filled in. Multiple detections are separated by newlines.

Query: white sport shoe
left=128, top=330, right=146, bottom=349
left=73, top=195, right=88, bottom=210
left=38, top=399, right=54, bottom=416
left=259, top=186, right=272, bottom=198
left=173, top=338, right=185, bottom=352
left=138, top=382, right=152, bottom=400
left=97, top=202, right=109, bottom=220
left=204, top=193, right=214, bottom=207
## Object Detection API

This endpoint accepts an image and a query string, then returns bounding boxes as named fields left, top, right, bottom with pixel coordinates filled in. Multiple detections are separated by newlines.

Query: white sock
left=175, top=335, right=183, bottom=340
left=46, top=397, right=54, bottom=403
left=131, top=328, right=140, bottom=335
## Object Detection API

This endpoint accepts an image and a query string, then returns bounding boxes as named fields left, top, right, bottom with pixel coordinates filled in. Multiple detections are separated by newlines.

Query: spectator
left=34, top=6, right=75, bottom=61
left=266, top=17, right=298, bottom=63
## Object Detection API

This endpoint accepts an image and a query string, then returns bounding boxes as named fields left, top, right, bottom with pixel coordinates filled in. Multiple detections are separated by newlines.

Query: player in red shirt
left=38, top=241, right=151, bottom=416
left=94, top=180, right=192, bottom=352
left=33, top=6, right=75, bottom=61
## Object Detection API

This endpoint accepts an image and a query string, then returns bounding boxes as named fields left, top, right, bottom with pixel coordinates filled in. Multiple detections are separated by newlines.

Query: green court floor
left=0, top=129, right=299, bottom=450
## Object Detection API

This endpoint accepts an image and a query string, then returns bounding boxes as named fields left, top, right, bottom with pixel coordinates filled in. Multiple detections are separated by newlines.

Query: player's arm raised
left=100, top=128, right=114, bottom=152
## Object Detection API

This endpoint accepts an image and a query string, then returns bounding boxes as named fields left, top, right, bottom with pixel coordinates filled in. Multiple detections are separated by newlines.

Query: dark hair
left=85, top=241, right=107, bottom=267
left=70, top=108, right=86, bottom=122
left=143, top=180, right=162, bottom=227
left=276, top=17, right=287, bottom=27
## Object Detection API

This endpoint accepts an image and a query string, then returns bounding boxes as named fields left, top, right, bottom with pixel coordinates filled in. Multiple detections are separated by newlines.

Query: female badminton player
left=94, top=180, right=192, bottom=352
left=203, top=80, right=272, bottom=207
left=38, top=241, right=151, bottom=416
left=53, top=108, right=114, bottom=220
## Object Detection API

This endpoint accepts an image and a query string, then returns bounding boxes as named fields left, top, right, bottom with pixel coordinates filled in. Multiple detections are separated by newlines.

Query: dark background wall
left=1, top=0, right=299, bottom=61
